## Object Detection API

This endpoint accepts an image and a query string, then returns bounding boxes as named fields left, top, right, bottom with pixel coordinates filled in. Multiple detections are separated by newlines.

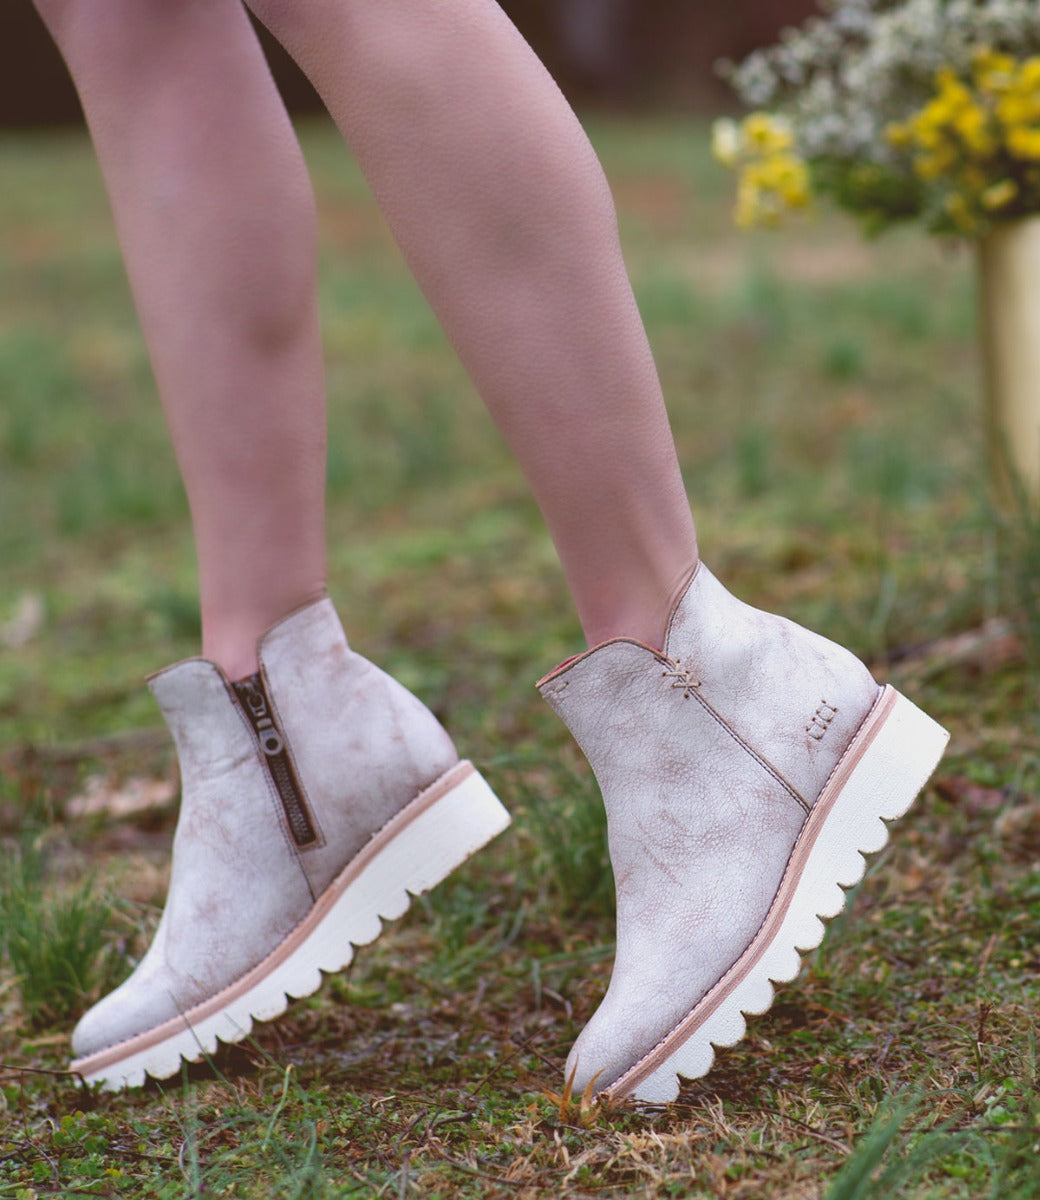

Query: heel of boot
left=823, top=685, right=949, bottom=828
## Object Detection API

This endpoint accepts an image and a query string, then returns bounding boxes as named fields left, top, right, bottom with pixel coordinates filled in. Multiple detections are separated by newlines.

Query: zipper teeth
left=269, top=755, right=316, bottom=845
left=232, top=673, right=318, bottom=848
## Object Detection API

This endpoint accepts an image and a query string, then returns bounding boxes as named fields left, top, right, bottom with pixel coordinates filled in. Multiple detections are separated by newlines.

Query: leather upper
left=539, top=563, right=880, bottom=1093
left=260, top=598, right=458, bottom=898
left=72, top=598, right=459, bottom=1059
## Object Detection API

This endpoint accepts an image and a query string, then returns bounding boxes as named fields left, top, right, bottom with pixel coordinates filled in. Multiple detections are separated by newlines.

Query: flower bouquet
left=713, top=0, right=1040, bottom=502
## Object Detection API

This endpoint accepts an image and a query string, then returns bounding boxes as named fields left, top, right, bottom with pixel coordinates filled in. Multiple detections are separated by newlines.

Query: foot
left=539, top=563, right=947, bottom=1103
left=71, top=598, right=510, bottom=1089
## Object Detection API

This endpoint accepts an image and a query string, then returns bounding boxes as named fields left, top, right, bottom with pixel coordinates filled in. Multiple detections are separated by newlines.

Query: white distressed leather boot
left=70, top=597, right=510, bottom=1089
left=539, top=563, right=947, bottom=1103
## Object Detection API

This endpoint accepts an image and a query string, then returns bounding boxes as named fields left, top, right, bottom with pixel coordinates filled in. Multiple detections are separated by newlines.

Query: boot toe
left=71, top=965, right=181, bottom=1061
left=565, top=991, right=650, bottom=1097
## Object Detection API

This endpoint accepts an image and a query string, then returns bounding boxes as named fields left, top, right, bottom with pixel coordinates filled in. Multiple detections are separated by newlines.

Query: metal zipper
left=233, top=672, right=319, bottom=848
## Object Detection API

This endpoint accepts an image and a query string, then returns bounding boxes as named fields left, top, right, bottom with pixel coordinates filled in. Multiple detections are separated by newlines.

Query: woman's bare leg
left=246, top=0, right=697, bottom=649
left=36, top=4, right=516, bottom=1094
left=34, top=0, right=327, bottom=679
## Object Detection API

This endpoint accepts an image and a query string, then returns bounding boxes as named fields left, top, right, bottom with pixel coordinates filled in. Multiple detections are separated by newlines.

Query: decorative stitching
left=806, top=700, right=839, bottom=742
left=659, top=657, right=701, bottom=700
left=814, top=687, right=884, bottom=798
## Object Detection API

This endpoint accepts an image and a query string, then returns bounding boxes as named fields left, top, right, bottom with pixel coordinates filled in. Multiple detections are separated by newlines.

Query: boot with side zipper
left=71, top=596, right=510, bottom=1089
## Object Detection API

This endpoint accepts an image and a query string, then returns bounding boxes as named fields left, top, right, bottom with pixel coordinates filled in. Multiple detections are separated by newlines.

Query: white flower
left=711, top=118, right=742, bottom=166
left=721, top=0, right=1040, bottom=160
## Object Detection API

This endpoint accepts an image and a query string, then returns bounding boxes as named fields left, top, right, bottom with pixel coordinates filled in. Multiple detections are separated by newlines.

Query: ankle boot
left=539, top=563, right=947, bottom=1103
left=70, top=597, right=510, bottom=1089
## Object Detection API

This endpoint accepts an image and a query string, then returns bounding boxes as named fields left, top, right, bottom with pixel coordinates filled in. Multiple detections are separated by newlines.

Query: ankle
left=201, top=618, right=261, bottom=679
left=208, top=642, right=261, bottom=683
left=580, top=555, right=699, bottom=651
left=200, top=587, right=328, bottom=680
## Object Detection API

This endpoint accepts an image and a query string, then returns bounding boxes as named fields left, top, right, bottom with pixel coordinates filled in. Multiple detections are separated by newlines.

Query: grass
left=0, top=114, right=1038, bottom=1198
left=0, top=838, right=126, bottom=1029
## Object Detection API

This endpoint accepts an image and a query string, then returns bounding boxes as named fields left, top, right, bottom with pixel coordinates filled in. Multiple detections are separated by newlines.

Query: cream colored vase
left=978, top=215, right=1040, bottom=507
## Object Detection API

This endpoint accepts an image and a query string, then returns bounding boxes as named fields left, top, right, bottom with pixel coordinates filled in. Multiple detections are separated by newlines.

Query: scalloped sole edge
left=605, top=686, right=949, bottom=1104
left=70, top=763, right=510, bottom=1090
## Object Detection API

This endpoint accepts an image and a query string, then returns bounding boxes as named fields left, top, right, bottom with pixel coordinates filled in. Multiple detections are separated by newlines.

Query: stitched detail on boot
left=233, top=673, right=319, bottom=849
left=814, top=685, right=886, bottom=801
left=660, top=658, right=701, bottom=699
left=806, top=700, right=838, bottom=741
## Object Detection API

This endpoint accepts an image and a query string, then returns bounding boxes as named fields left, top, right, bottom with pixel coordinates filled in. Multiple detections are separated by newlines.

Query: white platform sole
left=607, top=686, right=949, bottom=1104
left=70, top=762, right=510, bottom=1090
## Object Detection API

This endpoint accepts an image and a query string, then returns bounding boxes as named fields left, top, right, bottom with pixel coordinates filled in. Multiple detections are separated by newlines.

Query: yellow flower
left=756, top=153, right=811, bottom=207
left=1007, top=126, right=1040, bottom=160
left=711, top=118, right=742, bottom=167
left=1018, top=57, right=1040, bottom=91
left=998, top=91, right=1036, bottom=127
left=997, top=94, right=1029, bottom=126
left=732, top=151, right=811, bottom=228
left=935, top=69, right=974, bottom=113
left=996, top=66, right=1040, bottom=127
left=973, top=48, right=1018, bottom=98
left=910, top=107, right=952, bottom=150
left=952, top=105, right=998, bottom=157
left=741, top=112, right=795, bottom=154
left=981, top=179, right=1019, bottom=210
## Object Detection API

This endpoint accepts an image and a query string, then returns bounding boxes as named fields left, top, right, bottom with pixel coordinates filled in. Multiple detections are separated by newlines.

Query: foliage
left=716, top=0, right=1040, bottom=235
left=0, top=840, right=128, bottom=1028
